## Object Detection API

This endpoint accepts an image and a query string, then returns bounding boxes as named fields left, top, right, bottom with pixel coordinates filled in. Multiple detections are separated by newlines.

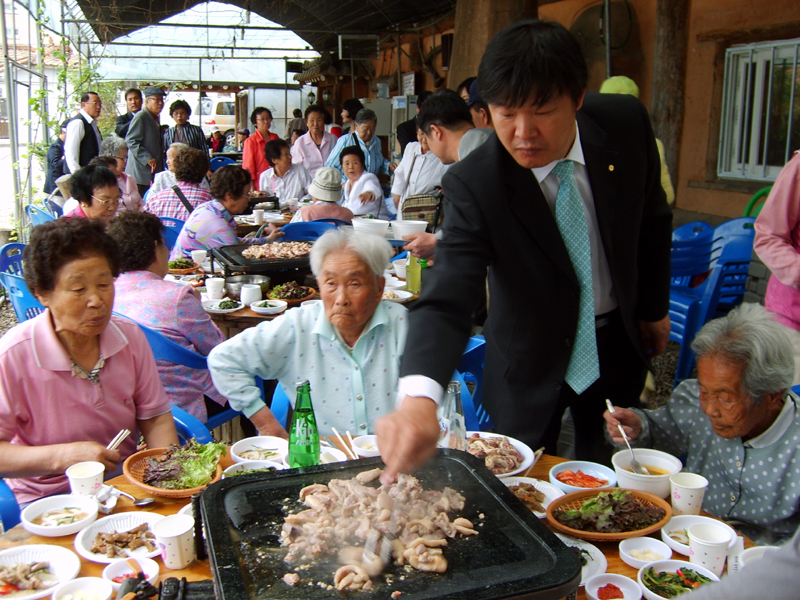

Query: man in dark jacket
left=44, top=121, right=67, bottom=195
left=115, top=88, right=142, bottom=138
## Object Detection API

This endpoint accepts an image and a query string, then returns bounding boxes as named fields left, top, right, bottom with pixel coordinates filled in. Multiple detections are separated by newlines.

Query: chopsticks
left=331, top=427, right=359, bottom=460
left=106, top=429, right=130, bottom=451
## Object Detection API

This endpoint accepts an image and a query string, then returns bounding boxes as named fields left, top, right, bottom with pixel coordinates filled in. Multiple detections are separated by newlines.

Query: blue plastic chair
left=209, top=157, right=235, bottom=172
left=311, top=218, right=352, bottom=228
left=119, top=317, right=242, bottom=435
left=46, top=199, right=63, bottom=217
left=671, top=222, right=716, bottom=289
left=170, top=405, right=213, bottom=444
left=142, top=189, right=150, bottom=206
left=0, top=479, right=20, bottom=532
left=25, top=204, right=56, bottom=226
left=278, top=221, right=336, bottom=242
left=0, top=272, right=44, bottom=321
left=458, top=335, right=492, bottom=430
left=159, top=217, right=185, bottom=251
left=669, top=231, right=755, bottom=385
left=0, top=243, right=25, bottom=277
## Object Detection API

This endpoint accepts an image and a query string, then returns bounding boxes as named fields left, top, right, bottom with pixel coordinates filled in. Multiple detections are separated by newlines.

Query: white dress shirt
left=259, top=164, right=312, bottom=201
left=398, top=121, right=617, bottom=406
left=391, top=142, right=450, bottom=216
left=64, top=109, right=101, bottom=173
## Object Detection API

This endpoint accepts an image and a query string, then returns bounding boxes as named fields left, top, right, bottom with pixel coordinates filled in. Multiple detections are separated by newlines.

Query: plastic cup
left=393, top=260, right=407, bottom=279
left=688, top=522, right=731, bottom=577
left=152, top=514, right=196, bottom=569
left=206, top=277, right=225, bottom=300
left=190, top=249, right=207, bottom=265
left=240, top=283, right=261, bottom=305
left=66, top=461, right=105, bottom=496
left=252, top=209, right=264, bottom=225
left=670, top=472, right=709, bottom=515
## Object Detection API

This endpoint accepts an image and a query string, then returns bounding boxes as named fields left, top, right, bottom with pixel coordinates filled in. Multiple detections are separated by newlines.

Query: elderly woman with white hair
left=324, top=108, right=396, bottom=180
left=208, top=229, right=406, bottom=438
left=605, top=303, right=800, bottom=544
left=98, top=136, right=143, bottom=211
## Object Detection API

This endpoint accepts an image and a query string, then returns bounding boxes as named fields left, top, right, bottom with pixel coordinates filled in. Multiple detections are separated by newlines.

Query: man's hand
left=250, top=406, right=289, bottom=439
left=376, top=396, right=440, bottom=485
left=147, top=158, right=158, bottom=170
left=392, top=194, right=401, bottom=209
left=403, top=232, right=436, bottom=260
left=603, top=406, right=643, bottom=444
left=59, top=442, right=121, bottom=473
left=638, top=315, right=670, bottom=358
left=358, top=191, right=376, bottom=204
left=389, top=162, right=397, bottom=173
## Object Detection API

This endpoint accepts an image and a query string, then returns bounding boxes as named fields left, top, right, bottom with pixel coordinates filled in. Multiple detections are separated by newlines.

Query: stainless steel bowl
left=225, top=274, right=270, bottom=300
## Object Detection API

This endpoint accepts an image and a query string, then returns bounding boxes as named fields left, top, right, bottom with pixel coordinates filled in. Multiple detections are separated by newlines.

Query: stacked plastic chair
left=670, top=221, right=715, bottom=289
left=209, top=156, right=235, bottom=172
left=0, top=272, right=44, bottom=322
left=158, top=217, right=185, bottom=251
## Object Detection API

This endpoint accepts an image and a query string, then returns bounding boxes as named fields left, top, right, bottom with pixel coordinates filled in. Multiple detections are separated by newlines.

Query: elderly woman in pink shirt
left=0, top=219, right=177, bottom=505
left=754, top=150, right=800, bottom=384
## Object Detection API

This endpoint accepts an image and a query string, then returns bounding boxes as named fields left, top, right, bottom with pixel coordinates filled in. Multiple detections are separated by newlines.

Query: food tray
left=122, top=447, right=222, bottom=498
left=211, top=244, right=311, bottom=275
left=200, top=451, right=581, bottom=600
left=546, top=488, right=671, bottom=542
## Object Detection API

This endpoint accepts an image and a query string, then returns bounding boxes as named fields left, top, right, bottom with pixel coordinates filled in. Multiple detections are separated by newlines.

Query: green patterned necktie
left=552, top=159, right=600, bottom=394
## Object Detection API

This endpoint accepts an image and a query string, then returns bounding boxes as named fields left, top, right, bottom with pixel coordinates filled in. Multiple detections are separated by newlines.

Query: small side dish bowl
left=351, top=435, right=380, bottom=458
left=549, top=460, right=617, bottom=494
left=230, top=436, right=289, bottom=464
left=637, top=560, right=719, bottom=600
left=222, top=460, right=287, bottom=478
left=619, top=537, right=673, bottom=569
left=21, top=494, right=99, bottom=537
left=52, top=577, right=113, bottom=600
left=612, top=449, right=682, bottom=498
left=102, top=557, right=159, bottom=592
left=250, top=299, right=287, bottom=315
left=585, top=573, right=641, bottom=600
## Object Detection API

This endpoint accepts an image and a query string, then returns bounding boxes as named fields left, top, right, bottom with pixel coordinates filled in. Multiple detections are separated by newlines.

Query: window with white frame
left=718, top=39, right=800, bottom=181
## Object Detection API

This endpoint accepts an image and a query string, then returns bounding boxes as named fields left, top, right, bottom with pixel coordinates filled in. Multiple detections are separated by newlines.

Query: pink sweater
left=754, top=150, right=800, bottom=330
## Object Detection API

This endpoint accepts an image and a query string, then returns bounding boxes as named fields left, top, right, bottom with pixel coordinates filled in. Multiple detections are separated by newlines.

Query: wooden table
left=0, top=455, right=746, bottom=600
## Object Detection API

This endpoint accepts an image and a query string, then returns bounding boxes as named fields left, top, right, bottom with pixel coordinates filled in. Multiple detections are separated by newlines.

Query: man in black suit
left=114, top=88, right=142, bottom=138
left=376, top=20, right=672, bottom=483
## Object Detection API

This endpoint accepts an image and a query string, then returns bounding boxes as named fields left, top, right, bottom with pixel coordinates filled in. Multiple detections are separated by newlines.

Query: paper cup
left=152, top=514, right=196, bottom=569
left=670, top=472, right=709, bottom=515
left=66, top=461, right=105, bottom=496
left=688, top=522, right=731, bottom=577
left=205, top=277, right=225, bottom=300
left=252, top=209, right=264, bottom=225
left=393, top=260, right=406, bottom=279
left=240, top=283, right=261, bottom=305
left=190, top=249, right=207, bottom=265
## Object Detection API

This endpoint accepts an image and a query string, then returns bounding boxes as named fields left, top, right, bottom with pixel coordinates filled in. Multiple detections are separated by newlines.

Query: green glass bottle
left=288, top=380, right=320, bottom=468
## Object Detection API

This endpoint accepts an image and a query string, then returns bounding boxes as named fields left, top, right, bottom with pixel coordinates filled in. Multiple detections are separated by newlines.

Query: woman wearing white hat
left=290, top=167, right=354, bottom=223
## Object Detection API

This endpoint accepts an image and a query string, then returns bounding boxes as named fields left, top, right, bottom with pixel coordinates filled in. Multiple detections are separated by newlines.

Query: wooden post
left=650, top=0, right=690, bottom=190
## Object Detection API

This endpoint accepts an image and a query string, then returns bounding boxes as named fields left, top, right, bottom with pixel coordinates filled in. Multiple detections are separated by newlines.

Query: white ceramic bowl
left=102, top=557, right=159, bottom=592
left=352, top=218, right=390, bottom=237
left=319, top=447, right=348, bottom=463
left=660, top=515, right=738, bottom=556
left=612, top=449, right=683, bottom=498
left=637, top=560, right=719, bottom=600
left=249, top=299, right=287, bottom=315
left=392, top=260, right=407, bottom=279
left=549, top=460, right=617, bottom=494
left=585, top=573, right=641, bottom=600
left=390, top=220, right=427, bottom=239
left=739, top=546, right=779, bottom=568
left=230, top=436, right=289, bottom=464
left=52, top=577, right=114, bottom=600
left=619, top=537, right=673, bottom=569
left=383, top=276, right=405, bottom=289
left=351, top=435, right=380, bottom=458
left=21, top=494, right=99, bottom=537
left=223, top=460, right=287, bottom=478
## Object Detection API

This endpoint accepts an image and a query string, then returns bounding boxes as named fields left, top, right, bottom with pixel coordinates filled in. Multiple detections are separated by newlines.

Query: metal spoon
left=605, top=399, right=650, bottom=475
left=117, top=490, right=156, bottom=506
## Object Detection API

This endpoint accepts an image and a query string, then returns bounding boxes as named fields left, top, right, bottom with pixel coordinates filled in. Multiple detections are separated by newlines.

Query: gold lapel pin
left=609, top=165, right=615, bottom=172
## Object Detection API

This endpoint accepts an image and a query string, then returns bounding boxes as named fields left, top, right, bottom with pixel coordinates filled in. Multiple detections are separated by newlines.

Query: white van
left=199, top=97, right=236, bottom=146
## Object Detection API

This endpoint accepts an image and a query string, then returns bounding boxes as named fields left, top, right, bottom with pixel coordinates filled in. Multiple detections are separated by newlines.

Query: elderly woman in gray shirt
left=605, top=303, right=800, bottom=545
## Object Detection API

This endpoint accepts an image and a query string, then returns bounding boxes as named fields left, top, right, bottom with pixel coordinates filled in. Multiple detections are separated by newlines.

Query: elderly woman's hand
left=358, top=191, right=376, bottom=205
left=250, top=406, right=289, bottom=439
left=603, top=406, right=643, bottom=444
left=267, top=225, right=285, bottom=243
left=376, top=396, right=440, bottom=485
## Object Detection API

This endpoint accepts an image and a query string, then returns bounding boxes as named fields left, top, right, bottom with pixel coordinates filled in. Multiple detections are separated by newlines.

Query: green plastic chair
left=743, top=186, right=773, bottom=217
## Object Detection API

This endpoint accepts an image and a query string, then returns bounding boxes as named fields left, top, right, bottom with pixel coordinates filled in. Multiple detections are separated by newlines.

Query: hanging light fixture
left=307, top=90, right=316, bottom=105
left=322, top=89, right=332, bottom=105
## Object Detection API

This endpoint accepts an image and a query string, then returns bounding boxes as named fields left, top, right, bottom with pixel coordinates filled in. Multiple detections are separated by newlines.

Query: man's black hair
left=416, top=90, right=433, bottom=109
left=478, top=20, right=587, bottom=108
left=455, top=77, right=476, bottom=98
left=415, top=90, right=473, bottom=135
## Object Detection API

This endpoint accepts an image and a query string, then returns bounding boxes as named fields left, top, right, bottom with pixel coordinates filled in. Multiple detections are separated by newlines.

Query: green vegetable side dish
left=268, top=281, right=308, bottom=300
left=168, top=258, right=195, bottom=269
left=142, top=439, right=227, bottom=490
left=554, top=488, right=666, bottom=533
left=217, top=299, right=240, bottom=310
left=642, top=566, right=713, bottom=598
left=228, top=467, right=278, bottom=477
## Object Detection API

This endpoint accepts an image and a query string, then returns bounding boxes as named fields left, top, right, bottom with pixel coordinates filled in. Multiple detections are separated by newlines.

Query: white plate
left=466, top=431, right=535, bottom=478
left=0, top=545, right=81, bottom=600
left=502, top=476, right=565, bottom=518
left=199, top=261, right=222, bottom=274
left=660, top=515, right=738, bottom=556
left=555, top=533, right=607, bottom=587
left=74, top=512, right=165, bottom=564
left=382, top=289, right=413, bottom=302
left=202, top=299, right=243, bottom=314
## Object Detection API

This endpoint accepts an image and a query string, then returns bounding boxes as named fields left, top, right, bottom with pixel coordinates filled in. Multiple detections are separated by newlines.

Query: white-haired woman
left=208, top=230, right=406, bottom=438
left=605, top=303, right=800, bottom=545
left=99, top=136, right=142, bottom=212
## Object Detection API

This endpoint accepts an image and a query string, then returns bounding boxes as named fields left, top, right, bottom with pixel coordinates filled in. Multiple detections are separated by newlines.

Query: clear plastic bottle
left=288, top=380, right=320, bottom=467
left=437, top=381, right=467, bottom=451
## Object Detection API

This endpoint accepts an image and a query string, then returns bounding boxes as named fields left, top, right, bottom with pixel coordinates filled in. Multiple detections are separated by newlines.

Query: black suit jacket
left=400, top=93, right=672, bottom=446
left=115, top=111, right=135, bottom=138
